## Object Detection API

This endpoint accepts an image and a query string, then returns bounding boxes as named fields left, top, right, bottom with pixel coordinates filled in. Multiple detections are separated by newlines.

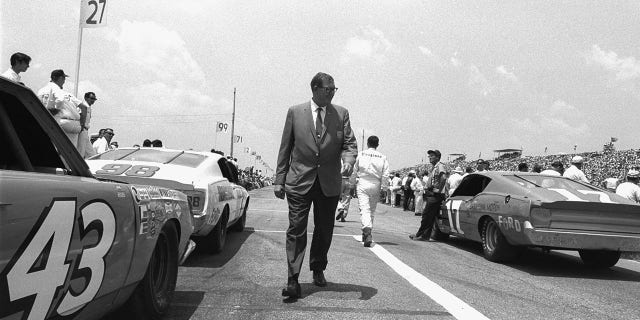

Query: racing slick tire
left=205, top=207, right=228, bottom=254
left=431, top=220, right=450, bottom=241
left=481, top=218, right=522, bottom=262
left=579, top=250, right=621, bottom=268
left=231, top=198, right=249, bottom=232
left=127, top=223, right=179, bottom=320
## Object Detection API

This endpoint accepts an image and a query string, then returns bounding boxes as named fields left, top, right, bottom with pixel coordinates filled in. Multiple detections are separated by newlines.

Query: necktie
left=315, top=108, right=323, bottom=139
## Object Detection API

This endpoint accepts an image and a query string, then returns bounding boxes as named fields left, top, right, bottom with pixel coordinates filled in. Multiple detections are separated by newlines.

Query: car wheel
left=231, top=198, right=249, bottom=232
left=579, top=250, right=620, bottom=268
left=127, top=223, right=178, bottom=319
left=481, top=218, right=521, bottom=262
left=430, top=219, right=449, bottom=241
left=205, top=208, right=228, bottom=254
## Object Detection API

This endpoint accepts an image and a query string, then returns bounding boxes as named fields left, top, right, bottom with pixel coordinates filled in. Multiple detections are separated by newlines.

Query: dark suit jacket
left=275, top=101, right=358, bottom=197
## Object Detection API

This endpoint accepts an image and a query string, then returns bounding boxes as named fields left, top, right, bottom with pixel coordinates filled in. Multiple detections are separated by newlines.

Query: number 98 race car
left=87, top=147, right=250, bottom=254
left=0, top=78, right=195, bottom=319
left=434, top=171, right=640, bottom=268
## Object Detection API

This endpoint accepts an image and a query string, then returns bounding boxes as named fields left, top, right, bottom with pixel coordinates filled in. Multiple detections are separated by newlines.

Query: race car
left=434, top=171, right=640, bottom=268
left=87, top=147, right=250, bottom=254
left=0, top=77, right=195, bottom=319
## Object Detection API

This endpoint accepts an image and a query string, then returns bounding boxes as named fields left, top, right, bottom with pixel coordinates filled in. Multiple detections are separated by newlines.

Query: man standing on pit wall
left=275, top=72, right=358, bottom=299
left=37, top=69, right=82, bottom=148
left=352, top=136, right=390, bottom=247
left=410, top=149, right=447, bottom=242
left=1, top=52, right=31, bottom=84
left=77, top=92, right=98, bottom=158
left=563, top=156, right=589, bottom=183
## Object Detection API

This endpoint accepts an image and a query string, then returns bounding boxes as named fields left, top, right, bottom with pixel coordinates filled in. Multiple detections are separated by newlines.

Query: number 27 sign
left=81, top=0, right=108, bottom=28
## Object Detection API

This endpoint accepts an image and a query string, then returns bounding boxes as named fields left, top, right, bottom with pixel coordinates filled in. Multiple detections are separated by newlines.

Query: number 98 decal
left=96, top=163, right=160, bottom=177
left=0, top=199, right=116, bottom=320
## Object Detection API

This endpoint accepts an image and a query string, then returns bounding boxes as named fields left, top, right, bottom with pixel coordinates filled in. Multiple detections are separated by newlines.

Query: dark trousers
left=415, top=196, right=443, bottom=239
left=286, top=179, right=339, bottom=279
left=403, top=189, right=414, bottom=210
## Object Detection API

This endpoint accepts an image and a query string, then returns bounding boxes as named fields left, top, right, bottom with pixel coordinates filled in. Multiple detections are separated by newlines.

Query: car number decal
left=445, top=200, right=465, bottom=234
left=1, top=199, right=116, bottom=320
left=96, top=163, right=160, bottom=177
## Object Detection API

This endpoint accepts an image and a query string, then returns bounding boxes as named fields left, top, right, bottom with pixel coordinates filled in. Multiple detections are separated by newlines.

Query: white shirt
left=353, top=148, right=390, bottom=188
left=92, top=137, right=111, bottom=154
left=540, top=169, right=561, bottom=176
left=310, top=99, right=325, bottom=132
left=616, top=182, right=640, bottom=203
left=447, top=173, right=463, bottom=195
left=83, top=99, right=93, bottom=129
left=1, top=68, right=20, bottom=82
left=563, top=165, right=589, bottom=183
left=37, top=82, right=81, bottom=120
left=410, top=176, right=424, bottom=194
left=391, top=176, right=401, bottom=191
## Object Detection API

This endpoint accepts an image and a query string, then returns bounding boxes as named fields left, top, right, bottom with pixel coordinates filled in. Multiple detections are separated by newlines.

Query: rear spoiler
left=540, top=201, right=639, bottom=214
left=95, top=174, right=195, bottom=191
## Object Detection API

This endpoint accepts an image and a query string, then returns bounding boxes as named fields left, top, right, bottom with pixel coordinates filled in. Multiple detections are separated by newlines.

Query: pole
left=230, top=87, right=236, bottom=157
left=361, top=129, right=364, bottom=151
left=73, top=26, right=84, bottom=97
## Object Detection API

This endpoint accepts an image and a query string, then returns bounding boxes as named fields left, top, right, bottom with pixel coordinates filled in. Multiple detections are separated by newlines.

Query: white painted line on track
left=250, top=229, right=357, bottom=237
left=353, top=235, right=490, bottom=320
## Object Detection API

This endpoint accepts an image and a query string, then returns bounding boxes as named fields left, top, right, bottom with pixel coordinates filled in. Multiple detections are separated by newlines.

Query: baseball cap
left=409, top=169, right=416, bottom=174
left=453, top=166, right=463, bottom=173
left=103, top=128, right=114, bottom=135
left=51, top=69, right=69, bottom=79
left=427, top=149, right=441, bottom=158
left=628, top=169, right=640, bottom=178
left=571, top=156, right=584, bottom=164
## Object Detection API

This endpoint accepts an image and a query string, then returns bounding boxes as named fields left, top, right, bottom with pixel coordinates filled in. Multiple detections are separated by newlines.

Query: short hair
left=465, top=166, right=473, bottom=173
left=367, top=135, right=379, bottom=148
left=151, top=139, right=163, bottom=147
left=310, top=72, right=334, bottom=90
left=518, top=162, right=529, bottom=171
left=98, top=128, right=106, bottom=135
left=142, top=139, right=152, bottom=147
left=84, top=91, right=96, bottom=99
left=532, top=163, right=543, bottom=173
left=10, top=52, right=31, bottom=66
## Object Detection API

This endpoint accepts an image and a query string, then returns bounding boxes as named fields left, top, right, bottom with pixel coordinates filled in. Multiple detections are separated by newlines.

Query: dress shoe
left=414, top=212, right=422, bottom=216
left=312, top=270, right=327, bottom=287
left=409, top=234, right=427, bottom=241
left=281, top=278, right=301, bottom=298
left=335, top=211, right=344, bottom=221
left=340, top=216, right=346, bottom=222
left=362, top=227, right=373, bottom=247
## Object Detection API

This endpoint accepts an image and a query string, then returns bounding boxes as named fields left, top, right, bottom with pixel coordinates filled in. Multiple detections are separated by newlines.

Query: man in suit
left=275, top=72, right=358, bottom=299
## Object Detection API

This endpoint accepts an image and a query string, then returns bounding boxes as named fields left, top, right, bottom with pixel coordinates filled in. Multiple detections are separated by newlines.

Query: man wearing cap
left=37, top=69, right=82, bottom=148
left=446, top=166, right=464, bottom=196
left=1, top=52, right=31, bottom=84
left=77, top=92, right=98, bottom=158
left=402, top=170, right=416, bottom=211
left=476, top=159, right=489, bottom=172
left=351, top=136, right=390, bottom=247
left=410, top=149, right=447, bottom=241
left=616, top=169, right=640, bottom=203
left=93, top=128, right=114, bottom=154
left=563, top=156, right=589, bottom=183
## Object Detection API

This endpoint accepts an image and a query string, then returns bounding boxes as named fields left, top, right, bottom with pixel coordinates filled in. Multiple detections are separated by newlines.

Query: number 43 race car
left=434, top=172, right=640, bottom=268
left=0, top=77, right=195, bottom=319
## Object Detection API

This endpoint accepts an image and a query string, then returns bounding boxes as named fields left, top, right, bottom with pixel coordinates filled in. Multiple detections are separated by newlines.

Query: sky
left=2, top=1, right=640, bottom=171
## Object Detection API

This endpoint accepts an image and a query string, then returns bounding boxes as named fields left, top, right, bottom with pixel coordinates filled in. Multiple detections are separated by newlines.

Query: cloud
left=418, top=46, right=445, bottom=67
left=587, top=45, right=640, bottom=99
left=110, top=20, right=205, bottom=86
left=341, top=25, right=398, bottom=64
left=467, top=65, right=493, bottom=96
left=496, top=65, right=518, bottom=82
left=510, top=99, right=588, bottom=144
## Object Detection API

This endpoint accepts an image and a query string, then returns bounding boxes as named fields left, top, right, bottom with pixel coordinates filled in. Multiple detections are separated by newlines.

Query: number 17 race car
left=0, top=77, right=195, bottom=319
left=434, top=171, right=640, bottom=268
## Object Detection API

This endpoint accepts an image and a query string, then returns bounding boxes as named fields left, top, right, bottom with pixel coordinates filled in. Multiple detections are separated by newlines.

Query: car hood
left=87, top=159, right=223, bottom=190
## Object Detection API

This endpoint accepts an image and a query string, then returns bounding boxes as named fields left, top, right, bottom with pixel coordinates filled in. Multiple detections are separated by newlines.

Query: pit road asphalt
left=165, top=186, right=640, bottom=320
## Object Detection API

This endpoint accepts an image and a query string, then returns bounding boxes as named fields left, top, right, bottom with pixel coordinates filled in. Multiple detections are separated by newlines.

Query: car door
left=0, top=86, right=136, bottom=320
left=441, top=174, right=493, bottom=240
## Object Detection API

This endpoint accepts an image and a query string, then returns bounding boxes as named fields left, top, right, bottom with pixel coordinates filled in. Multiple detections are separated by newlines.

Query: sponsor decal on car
left=498, top=215, right=522, bottom=232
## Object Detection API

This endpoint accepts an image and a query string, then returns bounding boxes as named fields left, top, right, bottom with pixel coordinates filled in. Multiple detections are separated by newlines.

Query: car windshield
left=507, top=175, right=598, bottom=192
left=91, top=149, right=206, bottom=168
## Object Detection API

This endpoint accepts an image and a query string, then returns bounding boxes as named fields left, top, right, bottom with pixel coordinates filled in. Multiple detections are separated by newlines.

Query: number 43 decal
left=1, top=199, right=115, bottom=320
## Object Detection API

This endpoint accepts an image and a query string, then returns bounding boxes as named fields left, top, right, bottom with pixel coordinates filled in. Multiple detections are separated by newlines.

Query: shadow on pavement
left=184, top=229, right=254, bottom=268
left=165, top=291, right=206, bottom=320
left=375, top=241, right=398, bottom=246
left=442, top=237, right=640, bottom=281
left=299, top=282, right=378, bottom=300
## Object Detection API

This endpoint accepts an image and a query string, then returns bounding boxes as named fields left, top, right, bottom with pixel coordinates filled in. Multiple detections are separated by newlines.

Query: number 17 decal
left=447, top=200, right=464, bottom=234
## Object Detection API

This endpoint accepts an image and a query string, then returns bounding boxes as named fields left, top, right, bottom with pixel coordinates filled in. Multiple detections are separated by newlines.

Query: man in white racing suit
left=352, top=136, right=390, bottom=247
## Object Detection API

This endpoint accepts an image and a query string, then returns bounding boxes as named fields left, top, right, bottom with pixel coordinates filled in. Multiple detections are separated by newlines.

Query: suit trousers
left=415, top=196, right=443, bottom=239
left=286, top=178, right=339, bottom=278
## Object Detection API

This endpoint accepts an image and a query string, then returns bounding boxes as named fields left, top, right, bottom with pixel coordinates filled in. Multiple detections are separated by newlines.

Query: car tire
left=127, top=223, right=178, bottom=320
left=231, top=198, right=249, bottom=232
left=481, top=218, right=521, bottom=262
left=205, top=208, right=228, bottom=254
left=431, top=219, right=450, bottom=241
left=579, top=250, right=620, bottom=268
